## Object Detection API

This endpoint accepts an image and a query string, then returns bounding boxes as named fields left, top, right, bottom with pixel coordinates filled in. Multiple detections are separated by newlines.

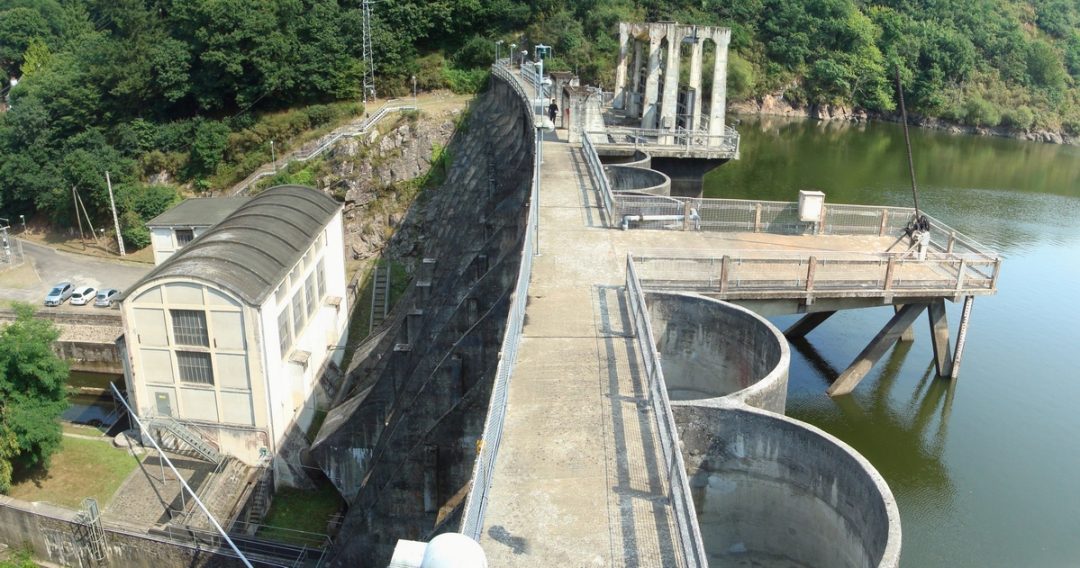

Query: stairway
left=248, top=472, right=271, bottom=524
left=369, top=263, right=392, bottom=330
left=148, top=416, right=224, bottom=465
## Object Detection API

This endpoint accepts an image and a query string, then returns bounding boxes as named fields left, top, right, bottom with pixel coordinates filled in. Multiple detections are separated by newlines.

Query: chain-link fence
left=625, top=256, right=708, bottom=568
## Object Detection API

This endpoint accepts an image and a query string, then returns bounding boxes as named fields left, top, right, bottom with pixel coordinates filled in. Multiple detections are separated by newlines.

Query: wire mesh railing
left=459, top=81, right=540, bottom=539
left=582, top=132, right=617, bottom=225
left=587, top=125, right=740, bottom=156
left=625, top=256, right=708, bottom=568
left=630, top=248, right=1000, bottom=299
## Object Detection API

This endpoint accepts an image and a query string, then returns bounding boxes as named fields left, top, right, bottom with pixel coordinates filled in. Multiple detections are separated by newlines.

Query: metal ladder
left=369, top=263, right=391, bottom=330
left=149, top=416, right=224, bottom=465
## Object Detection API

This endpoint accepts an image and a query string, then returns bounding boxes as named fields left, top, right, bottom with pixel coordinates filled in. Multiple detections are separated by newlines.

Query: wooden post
left=927, top=298, right=954, bottom=376
left=829, top=303, right=929, bottom=396
left=950, top=296, right=974, bottom=379
left=879, top=209, right=889, bottom=236
left=72, top=186, right=86, bottom=249
left=805, top=256, right=817, bottom=292
left=754, top=203, right=762, bottom=232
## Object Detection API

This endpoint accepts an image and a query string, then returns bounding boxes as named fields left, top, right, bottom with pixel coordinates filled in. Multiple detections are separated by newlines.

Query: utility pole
left=495, top=40, right=504, bottom=64
left=72, top=186, right=86, bottom=248
left=270, top=140, right=277, bottom=173
left=106, top=171, right=125, bottom=256
left=361, top=0, right=377, bottom=104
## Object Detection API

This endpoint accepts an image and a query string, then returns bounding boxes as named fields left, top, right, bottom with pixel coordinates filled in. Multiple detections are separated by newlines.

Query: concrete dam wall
left=312, top=78, right=535, bottom=566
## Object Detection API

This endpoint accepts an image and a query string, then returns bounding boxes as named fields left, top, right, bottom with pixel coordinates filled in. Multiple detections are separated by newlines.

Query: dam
left=318, top=25, right=999, bottom=568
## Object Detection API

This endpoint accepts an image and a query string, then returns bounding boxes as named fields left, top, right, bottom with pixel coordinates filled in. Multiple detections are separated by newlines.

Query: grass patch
left=61, top=423, right=105, bottom=437
left=6, top=436, right=139, bottom=509
left=257, top=483, right=343, bottom=546
left=0, top=262, right=40, bottom=289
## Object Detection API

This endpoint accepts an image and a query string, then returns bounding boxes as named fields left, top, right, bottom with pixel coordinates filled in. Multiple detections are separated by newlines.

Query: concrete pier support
left=629, top=40, right=644, bottom=117
left=708, top=30, right=731, bottom=143
left=829, top=303, right=928, bottom=397
left=614, top=23, right=630, bottom=110
left=643, top=33, right=662, bottom=129
left=927, top=299, right=953, bottom=377
left=895, top=305, right=916, bottom=341
left=688, top=39, right=703, bottom=131
left=784, top=310, right=836, bottom=339
left=660, top=25, right=681, bottom=139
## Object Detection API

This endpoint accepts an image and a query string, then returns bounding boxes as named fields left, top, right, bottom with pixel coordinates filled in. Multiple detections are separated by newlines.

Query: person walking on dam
left=548, top=99, right=558, bottom=127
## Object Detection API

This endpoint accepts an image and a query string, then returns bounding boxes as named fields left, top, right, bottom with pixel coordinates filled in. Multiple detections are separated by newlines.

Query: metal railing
left=460, top=73, right=541, bottom=538
left=631, top=249, right=1000, bottom=300
left=625, top=256, right=708, bottom=567
left=231, top=101, right=417, bottom=196
left=588, top=125, right=740, bottom=155
left=582, top=132, right=617, bottom=225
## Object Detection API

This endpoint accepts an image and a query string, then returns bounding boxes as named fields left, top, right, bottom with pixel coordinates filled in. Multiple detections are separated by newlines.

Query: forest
left=1, top=0, right=1078, bottom=243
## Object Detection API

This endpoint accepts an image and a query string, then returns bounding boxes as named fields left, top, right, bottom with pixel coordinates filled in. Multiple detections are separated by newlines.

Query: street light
left=412, top=75, right=417, bottom=104
left=509, top=43, right=517, bottom=66
left=18, top=214, right=25, bottom=233
left=270, top=140, right=276, bottom=173
left=495, top=40, right=504, bottom=65
left=521, top=50, right=528, bottom=69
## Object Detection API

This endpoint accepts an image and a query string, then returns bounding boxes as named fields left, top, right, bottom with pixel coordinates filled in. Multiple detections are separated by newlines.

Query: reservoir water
left=704, top=116, right=1080, bottom=567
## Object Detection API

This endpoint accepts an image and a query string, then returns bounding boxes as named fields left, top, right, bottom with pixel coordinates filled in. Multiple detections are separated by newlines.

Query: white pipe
left=621, top=214, right=684, bottom=230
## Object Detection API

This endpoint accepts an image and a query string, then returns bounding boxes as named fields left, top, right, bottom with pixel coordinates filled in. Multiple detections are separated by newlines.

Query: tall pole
left=270, top=140, right=277, bottom=173
left=106, top=171, right=125, bottom=256
left=896, top=67, right=921, bottom=219
left=72, top=186, right=86, bottom=248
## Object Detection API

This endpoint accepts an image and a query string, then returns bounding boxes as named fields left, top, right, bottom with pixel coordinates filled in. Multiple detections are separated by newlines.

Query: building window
left=176, top=351, right=214, bottom=385
left=278, top=309, right=291, bottom=357
left=304, top=274, right=318, bottom=317
left=175, top=229, right=195, bottom=246
left=291, top=291, right=306, bottom=337
left=317, top=259, right=326, bottom=299
left=290, top=263, right=302, bottom=289
left=275, top=283, right=288, bottom=305
left=171, top=310, right=209, bottom=346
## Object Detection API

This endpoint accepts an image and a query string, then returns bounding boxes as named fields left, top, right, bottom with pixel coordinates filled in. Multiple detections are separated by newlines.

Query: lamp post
left=412, top=75, right=417, bottom=104
left=270, top=140, right=276, bottom=173
left=534, top=44, right=551, bottom=117
left=521, top=50, right=528, bottom=69
left=509, top=43, right=517, bottom=67
left=495, top=40, right=504, bottom=65
left=18, top=214, right=25, bottom=233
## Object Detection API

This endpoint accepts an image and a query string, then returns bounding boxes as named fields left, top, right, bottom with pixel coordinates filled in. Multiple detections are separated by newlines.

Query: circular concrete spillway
left=598, top=149, right=651, bottom=168
left=606, top=164, right=671, bottom=196
left=647, top=292, right=788, bottom=413
left=676, top=405, right=902, bottom=568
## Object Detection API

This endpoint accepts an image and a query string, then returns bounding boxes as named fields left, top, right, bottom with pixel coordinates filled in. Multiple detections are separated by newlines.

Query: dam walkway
left=468, top=66, right=998, bottom=566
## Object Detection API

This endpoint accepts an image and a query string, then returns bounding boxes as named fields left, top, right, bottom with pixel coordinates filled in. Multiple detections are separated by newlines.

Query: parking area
left=0, top=239, right=152, bottom=309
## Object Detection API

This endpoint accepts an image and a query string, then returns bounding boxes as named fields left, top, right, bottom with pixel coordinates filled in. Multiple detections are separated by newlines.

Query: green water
left=705, top=116, right=1080, bottom=567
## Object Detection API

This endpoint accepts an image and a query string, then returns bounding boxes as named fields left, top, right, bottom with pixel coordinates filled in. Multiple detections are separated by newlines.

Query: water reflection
left=788, top=336, right=953, bottom=498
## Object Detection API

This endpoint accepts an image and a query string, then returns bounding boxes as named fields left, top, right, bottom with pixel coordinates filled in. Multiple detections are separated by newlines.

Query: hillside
left=1, top=0, right=1077, bottom=241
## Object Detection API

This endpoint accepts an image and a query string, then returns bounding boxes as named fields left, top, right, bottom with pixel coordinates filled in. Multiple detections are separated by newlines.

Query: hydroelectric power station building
left=117, top=185, right=349, bottom=485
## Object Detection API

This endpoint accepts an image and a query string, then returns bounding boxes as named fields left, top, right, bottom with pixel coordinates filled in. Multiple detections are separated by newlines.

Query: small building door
left=155, top=392, right=173, bottom=416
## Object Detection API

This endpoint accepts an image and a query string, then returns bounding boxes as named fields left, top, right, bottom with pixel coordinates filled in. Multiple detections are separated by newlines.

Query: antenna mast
left=361, top=0, right=377, bottom=103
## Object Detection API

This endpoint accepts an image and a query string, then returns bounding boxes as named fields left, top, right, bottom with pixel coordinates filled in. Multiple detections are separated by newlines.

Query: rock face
left=326, top=111, right=459, bottom=263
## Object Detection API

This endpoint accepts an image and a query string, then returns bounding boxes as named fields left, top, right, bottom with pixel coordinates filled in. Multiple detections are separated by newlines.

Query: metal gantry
left=361, top=0, right=377, bottom=103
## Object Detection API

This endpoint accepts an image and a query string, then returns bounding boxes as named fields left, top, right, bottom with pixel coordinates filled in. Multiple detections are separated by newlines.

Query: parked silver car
left=70, top=286, right=97, bottom=306
left=44, top=282, right=74, bottom=306
left=94, top=288, right=120, bottom=307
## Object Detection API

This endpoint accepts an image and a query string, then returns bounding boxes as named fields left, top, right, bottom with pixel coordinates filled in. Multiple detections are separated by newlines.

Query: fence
left=631, top=249, right=1000, bottom=300
left=625, top=256, right=708, bottom=567
left=459, top=80, right=540, bottom=539
left=590, top=125, right=740, bottom=156
left=582, top=132, right=617, bottom=225
left=231, top=101, right=417, bottom=196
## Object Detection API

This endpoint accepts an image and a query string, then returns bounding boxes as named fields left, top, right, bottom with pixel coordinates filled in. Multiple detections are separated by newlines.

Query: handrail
left=230, top=101, right=417, bottom=196
left=582, top=132, right=617, bottom=225
left=460, top=65, right=541, bottom=539
left=625, top=255, right=708, bottom=567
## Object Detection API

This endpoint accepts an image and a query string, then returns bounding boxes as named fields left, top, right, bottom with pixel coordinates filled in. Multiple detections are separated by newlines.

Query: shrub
left=120, top=210, right=151, bottom=249
left=962, top=96, right=1001, bottom=127
left=441, top=66, right=489, bottom=94
left=1002, top=106, right=1036, bottom=130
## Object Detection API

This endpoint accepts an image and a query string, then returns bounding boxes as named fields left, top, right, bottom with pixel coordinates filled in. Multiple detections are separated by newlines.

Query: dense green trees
left=0, top=304, right=69, bottom=493
left=0, top=0, right=1077, bottom=237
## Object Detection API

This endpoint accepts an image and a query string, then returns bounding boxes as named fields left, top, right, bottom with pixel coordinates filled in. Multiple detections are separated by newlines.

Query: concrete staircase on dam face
left=311, top=79, right=534, bottom=565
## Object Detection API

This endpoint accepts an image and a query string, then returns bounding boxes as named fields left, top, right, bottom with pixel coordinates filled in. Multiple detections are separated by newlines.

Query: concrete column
left=784, top=310, right=836, bottom=339
left=688, top=38, right=703, bottom=131
left=829, top=303, right=928, bottom=397
left=927, top=298, right=954, bottom=377
left=895, top=305, right=916, bottom=341
left=642, top=31, right=662, bottom=130
left=708, top=30, right=731, bottom=145
left=629, top=39, right=644, bottom=117
left=614, top=23, right=630, bottom=110
left=660, top=25, right=681, bottom=136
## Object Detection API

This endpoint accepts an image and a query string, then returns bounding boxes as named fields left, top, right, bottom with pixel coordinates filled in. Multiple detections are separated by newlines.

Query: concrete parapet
left=606, top=164, right=670, bottom=197
left=675, top=405, right=902, bottom=568
left=598, top=148, right=652, bottom=169
left=647, top=292, right=788, bottom=413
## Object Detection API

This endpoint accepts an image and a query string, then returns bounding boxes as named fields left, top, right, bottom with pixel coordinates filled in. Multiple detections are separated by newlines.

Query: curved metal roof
left=123, top=185, right=341, bottom=306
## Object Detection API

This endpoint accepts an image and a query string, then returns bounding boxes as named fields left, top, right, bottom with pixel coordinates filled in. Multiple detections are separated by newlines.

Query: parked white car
left=69, top=286, right=97, bottom=306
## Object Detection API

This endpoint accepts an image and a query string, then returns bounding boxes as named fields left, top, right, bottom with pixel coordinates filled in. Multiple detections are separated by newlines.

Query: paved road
left=0, top=239, right=152, bottom=308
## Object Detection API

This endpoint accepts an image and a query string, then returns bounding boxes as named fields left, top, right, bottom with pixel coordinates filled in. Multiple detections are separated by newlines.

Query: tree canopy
left=0, top=0, right=1077, bottom=238
left=0, top=303, right=69, bottom=493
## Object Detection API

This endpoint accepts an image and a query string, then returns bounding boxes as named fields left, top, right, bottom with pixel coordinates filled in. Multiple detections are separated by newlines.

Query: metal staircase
left=369, top=263, right=391, bottom=330
left=148, top=416, right=224, bottom=465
